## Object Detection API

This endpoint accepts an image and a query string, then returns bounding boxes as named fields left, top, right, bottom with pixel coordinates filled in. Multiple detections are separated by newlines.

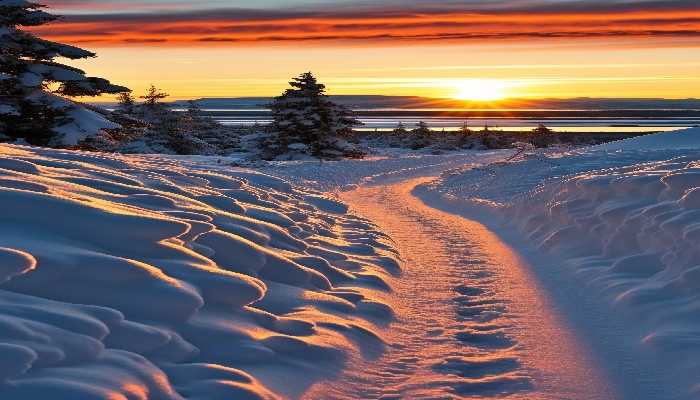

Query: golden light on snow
left=318, top=178, right=616, bottom=400
left=453, top=79, right=511, bottom=101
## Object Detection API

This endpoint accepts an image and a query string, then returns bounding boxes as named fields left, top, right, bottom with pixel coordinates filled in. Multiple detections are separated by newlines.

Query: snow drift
left=0, top=144, right=398, bottom=399
left=592, top=126, right=700, bottom=151
left=420, top=127, right=700, bottom=398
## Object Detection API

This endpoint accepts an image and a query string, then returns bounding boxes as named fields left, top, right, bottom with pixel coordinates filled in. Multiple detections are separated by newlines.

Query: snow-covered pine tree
left=264, top=72, right=363, bottom=160
left=0, top=0, right=129, bottom=146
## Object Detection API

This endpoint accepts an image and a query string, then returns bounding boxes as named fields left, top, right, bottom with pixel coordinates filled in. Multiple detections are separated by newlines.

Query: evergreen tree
left=414, top=121, right=431, bottom=135
left=185, top=100, right=202, bottom=118
left=177, top=100, right=203, bottom=133
left=458, top=120, right=472, bottom=135
left=140, top=84, right=169, bottom=112
left=456, top=120, right=474, bottom=148
left=409, top=121, right=433, bottom=149
left=388, top=121, right=409, bottom=147
left=264, top=72, right=363, bottom=159
left=393, top=122, right=408, bottom=136
left=533, top=123, right=553, bottom=135
left=530, top=124, right=557, bottom=148
left=158, top=111, right=212, bottom=155
left=0, top=0, right=129, bottom=146
left=116, top=92, right=135, bottom=114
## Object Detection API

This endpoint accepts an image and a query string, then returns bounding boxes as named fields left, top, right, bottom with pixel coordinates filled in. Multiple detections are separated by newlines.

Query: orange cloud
left=30, top=7, right=700, bottom=46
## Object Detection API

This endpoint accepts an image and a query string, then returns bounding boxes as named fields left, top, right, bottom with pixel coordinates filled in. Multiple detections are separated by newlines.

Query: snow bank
left=0, top=144, right=398, bottom=399
left=591, top=126, right=700, bottom=151
left=417, top=148, right=662, bottom=209
left=503, top=153, right=700, bottom=397
left=420, top=130, right=700, bottom=398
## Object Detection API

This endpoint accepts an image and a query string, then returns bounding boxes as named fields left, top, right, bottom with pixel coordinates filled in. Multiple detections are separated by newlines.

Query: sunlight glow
left=454, top=79, right=510, bottom=101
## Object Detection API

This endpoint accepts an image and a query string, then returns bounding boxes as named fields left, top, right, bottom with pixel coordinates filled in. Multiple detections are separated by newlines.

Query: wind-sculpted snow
left=0, top=144, right=398, bottom=399
left=504, top=153, right=700, bottom=397
left=418, top=128, right=700, bottom=398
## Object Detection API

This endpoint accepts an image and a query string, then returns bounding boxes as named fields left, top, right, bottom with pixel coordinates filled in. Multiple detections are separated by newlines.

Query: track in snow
left=303, top=177, right=617, bottom=399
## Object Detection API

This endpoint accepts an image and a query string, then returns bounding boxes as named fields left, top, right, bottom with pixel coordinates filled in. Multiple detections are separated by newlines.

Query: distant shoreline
left=194, top=109, right=700, bottom=119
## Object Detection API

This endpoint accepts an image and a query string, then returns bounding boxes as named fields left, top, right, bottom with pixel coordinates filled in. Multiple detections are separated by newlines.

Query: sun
left=453, top=79, right=509, bottom=101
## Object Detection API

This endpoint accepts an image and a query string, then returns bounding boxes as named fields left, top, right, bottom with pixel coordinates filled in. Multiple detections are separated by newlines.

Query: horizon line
left=89, top=95, right=700, bottom=103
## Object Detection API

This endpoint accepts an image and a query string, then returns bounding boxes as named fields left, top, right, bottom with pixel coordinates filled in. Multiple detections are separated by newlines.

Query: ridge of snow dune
left=0, top=144, right=398, bottom=399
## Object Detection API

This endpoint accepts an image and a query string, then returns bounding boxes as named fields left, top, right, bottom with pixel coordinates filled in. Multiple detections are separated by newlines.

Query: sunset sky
left=35, top=0, right=700, bottom=100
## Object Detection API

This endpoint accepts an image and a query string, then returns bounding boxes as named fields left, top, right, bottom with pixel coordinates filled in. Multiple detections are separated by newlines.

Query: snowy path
left=303, top=177, right=618, bottom=399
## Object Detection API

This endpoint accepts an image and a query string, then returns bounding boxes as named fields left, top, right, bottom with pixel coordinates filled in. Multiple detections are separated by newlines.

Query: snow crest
left=0, top=144, right=397, bottom=399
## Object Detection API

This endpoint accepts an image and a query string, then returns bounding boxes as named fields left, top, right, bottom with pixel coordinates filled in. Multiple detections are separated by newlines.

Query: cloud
left=30, top=0, right=700, bottom=46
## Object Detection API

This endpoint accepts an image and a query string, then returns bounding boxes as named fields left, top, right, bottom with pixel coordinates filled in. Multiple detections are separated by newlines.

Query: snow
left=55, top=104, right=121, bottom=145
left=18, top=72, right=42, bottom=87
left=259, top=150, right=508, bottom=191
left=326, top=178, right=615, bottom=399
left=502, top=154, right=700, bottom=398
left=28, top=63, right=85, bottom=82
left=22, top=92, right=121, bottom=146
left=591, top=126, right=700, bottom=151
left=4, top=125, right=700, bottom=397
left=0, top=143, right=399, bottom=399
left=0, top=104, right=18, bottom=116
left=415, top=129, right=700, bottom=398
